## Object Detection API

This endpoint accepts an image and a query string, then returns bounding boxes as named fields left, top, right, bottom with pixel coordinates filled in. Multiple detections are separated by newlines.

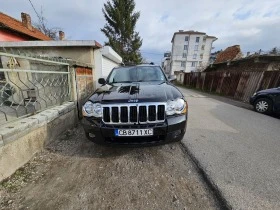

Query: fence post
left=70, top=66, right=78, bottom=102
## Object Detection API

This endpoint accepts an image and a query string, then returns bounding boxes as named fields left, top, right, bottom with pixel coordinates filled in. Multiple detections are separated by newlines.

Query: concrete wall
left=176, top=72, right=185, bottom=84
left=0, top=102, right=77, bottom=182
left=94, top=49, right=103, bottom=88
left=6, top=46, right=94, bottom=66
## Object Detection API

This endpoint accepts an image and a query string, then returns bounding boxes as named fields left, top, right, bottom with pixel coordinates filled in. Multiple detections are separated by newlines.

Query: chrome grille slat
left=102, top=103, right=166, bottom=125
left=128, top=105, right=130, bottom=123
left=155, top=105, right=158, bottom=121
left=146, top=105, right=149, bottom=122
left=136, top=105, right=139, bottom=123
left=109, top=107, right=112, bottom=123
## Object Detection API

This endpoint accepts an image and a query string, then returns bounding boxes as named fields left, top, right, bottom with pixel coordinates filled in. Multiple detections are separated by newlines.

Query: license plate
left=115, top=129, right=153, bottom=137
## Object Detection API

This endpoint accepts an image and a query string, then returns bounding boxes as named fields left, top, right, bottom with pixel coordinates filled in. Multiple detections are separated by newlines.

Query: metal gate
left=0, top=50, right=72, bottom=125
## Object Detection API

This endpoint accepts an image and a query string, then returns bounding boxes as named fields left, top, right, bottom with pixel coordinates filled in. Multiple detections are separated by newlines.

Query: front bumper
left=249, top=95, right=257, bottom=105
left=82, top=115, right=187, bottom=146
left=249, top=96, right=257, bottom=105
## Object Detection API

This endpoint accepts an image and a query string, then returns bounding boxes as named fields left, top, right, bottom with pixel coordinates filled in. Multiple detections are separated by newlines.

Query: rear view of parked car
left=250, top=87, right=280, bottom=114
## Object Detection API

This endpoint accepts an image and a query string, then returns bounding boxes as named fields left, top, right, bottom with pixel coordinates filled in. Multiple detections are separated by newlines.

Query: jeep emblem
left=128, top=99, right=138, bottom=103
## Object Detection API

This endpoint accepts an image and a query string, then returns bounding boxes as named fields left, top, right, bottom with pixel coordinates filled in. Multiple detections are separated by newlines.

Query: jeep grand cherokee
left=82, top=64, right=188, bottom=146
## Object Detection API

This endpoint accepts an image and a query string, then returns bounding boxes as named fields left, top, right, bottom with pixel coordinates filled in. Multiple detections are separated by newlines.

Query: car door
left=274, top=88, right=280, bottom=113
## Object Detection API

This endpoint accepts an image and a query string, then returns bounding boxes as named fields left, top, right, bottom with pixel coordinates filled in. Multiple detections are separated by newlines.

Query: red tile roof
left=214, top=45, right=243, bottom=64
left=0, top=12, right=52, bottom=41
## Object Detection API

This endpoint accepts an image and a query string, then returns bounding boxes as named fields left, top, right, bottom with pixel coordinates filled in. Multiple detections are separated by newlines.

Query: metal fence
left=178, top=70, right=280, bottom=102
left=0, top=50, right=72, bottom=125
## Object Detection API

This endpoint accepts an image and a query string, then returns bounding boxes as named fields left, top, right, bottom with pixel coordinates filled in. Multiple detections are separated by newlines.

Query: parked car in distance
left=250, top=87, right=280, bottom=114
left=82, top=64, right=188, bottom=146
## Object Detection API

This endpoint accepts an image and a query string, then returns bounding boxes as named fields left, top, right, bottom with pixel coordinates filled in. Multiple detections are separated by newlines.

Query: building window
left=200, top=54, right=203, bottom=59
left=191, top=62, right=196, bottom=67
left=184, top=45, right=188, bottom=50
left=185, top=36, right=189, bottom=41
left=182, top=53, right=187, bottom=58
left=181, top=61, right=186, bottom=67
left=203, top=36, right=207, bottom=42
left=194, top=45, right=199, bottom=51
left=196, top=37, right=200, bottom=43
left=201, top=45, right=205, bottom=50
left=193, top=54, right=197, bottom=59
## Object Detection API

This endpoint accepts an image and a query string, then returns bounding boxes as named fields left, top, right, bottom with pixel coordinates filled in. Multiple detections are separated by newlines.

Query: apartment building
left=170, top=30, right=217, bottom=73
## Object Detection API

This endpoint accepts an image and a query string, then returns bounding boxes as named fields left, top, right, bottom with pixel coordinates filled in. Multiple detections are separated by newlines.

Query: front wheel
left=254, top=98, right=273, bottom=114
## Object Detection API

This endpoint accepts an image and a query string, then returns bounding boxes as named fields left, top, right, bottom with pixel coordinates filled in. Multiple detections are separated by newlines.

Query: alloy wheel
left=256, top=101, right=269, bottom=112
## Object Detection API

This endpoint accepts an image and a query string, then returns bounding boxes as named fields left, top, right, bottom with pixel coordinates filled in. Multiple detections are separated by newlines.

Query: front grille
left=102, top=103, right=166, bottom=124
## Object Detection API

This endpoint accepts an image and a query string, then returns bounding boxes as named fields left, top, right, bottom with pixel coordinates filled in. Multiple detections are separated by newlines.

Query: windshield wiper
left=109, top=81, right=132, bottom=84
left=137, top=80, right=163, bottom=82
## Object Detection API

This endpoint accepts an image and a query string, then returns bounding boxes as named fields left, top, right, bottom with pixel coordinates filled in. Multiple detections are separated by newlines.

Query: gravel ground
left=0, top=125, right=219, bottom=210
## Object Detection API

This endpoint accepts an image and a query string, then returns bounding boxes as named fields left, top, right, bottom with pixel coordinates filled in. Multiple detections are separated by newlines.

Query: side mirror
left=98, top=78, right=106, bottom=85
left=168, top=75, right=177, bottom=82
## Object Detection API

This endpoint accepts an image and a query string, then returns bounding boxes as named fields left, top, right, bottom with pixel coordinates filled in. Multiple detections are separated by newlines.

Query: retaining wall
left=0, top=102, right=77, bottom=182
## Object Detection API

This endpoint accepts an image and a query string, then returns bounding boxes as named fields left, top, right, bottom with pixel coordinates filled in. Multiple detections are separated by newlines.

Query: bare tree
left=269, top=47, right=280, bottom=55
left=34, top=7, right=61, bottom=40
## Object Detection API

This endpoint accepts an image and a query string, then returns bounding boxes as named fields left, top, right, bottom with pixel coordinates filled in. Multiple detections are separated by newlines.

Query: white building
left=170, top=30, right=217, bottom=73
left=162, top=57, right=171, bottom=75
left=162, top=51, right=171, bottom=75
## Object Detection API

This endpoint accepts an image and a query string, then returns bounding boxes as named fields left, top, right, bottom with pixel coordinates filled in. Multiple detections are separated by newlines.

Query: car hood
left=88, top=82, right=183, bottom=104
left=257, top=87, right=280, bottom=94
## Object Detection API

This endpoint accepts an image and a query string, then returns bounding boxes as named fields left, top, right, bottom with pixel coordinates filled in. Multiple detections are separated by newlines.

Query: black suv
left=82, top=64, right=188, bottom=146
left=250, top=87, right=280, bottom=114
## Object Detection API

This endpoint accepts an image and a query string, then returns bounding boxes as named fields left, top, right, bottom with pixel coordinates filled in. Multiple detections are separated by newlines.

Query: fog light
left=89, top=133, right=95, bottom=138
left=173, top=130, right=182, bottom=137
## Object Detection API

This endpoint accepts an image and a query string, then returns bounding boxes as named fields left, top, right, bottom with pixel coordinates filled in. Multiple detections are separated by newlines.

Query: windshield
left=107, top=66, right=166, bottom=83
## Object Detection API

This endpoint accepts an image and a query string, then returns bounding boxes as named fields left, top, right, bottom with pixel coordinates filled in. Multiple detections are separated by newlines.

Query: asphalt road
left=179, top=87, right=280, bottom=210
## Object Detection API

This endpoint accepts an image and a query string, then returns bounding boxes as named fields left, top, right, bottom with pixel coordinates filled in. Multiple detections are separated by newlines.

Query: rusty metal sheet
left=203, top=73, right=215, bottom=92
left=179, top=70, right=280, bottom=103
left=241, top=72, right=263, bottom=102
left=234, top=72, right=250, bottom=100
left=76, top=67, right=94, bottom=118
left=218, top=72, right=241, bottom=97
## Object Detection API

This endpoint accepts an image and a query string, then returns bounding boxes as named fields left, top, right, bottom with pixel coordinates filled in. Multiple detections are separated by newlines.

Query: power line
left=27, top=0, right=43, bottom=25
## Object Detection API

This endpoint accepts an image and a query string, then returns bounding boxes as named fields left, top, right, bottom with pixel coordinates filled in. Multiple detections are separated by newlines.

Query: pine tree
left=101, top=0, right=143, bottom=64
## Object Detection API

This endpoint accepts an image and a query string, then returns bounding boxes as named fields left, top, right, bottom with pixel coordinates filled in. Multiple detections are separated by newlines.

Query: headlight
left=253, top=92, right=257, bottom=96
left=82, top=101, right=102, bottom=117
left=166, top=98, right=187, bottom=115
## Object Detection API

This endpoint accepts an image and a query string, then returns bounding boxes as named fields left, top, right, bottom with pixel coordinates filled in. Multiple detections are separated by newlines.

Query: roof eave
left=1, top=23, right=52, bottom=41
left=0, top=40, right=103, bottom=49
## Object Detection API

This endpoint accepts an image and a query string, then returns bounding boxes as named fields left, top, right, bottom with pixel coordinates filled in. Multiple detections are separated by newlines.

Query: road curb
left=179, top=142, right=232, bottom=210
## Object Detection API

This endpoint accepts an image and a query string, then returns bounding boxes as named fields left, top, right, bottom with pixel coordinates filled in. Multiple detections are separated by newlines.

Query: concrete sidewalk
left=180, top=87, right=280, bottom=210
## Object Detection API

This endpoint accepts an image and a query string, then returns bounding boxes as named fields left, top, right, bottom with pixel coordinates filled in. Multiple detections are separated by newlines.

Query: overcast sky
left=1, top=0, right=280, bottom=64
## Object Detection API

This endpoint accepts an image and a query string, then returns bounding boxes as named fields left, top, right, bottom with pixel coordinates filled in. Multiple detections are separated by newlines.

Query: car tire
left=254, top=98, right=273, bottom=114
